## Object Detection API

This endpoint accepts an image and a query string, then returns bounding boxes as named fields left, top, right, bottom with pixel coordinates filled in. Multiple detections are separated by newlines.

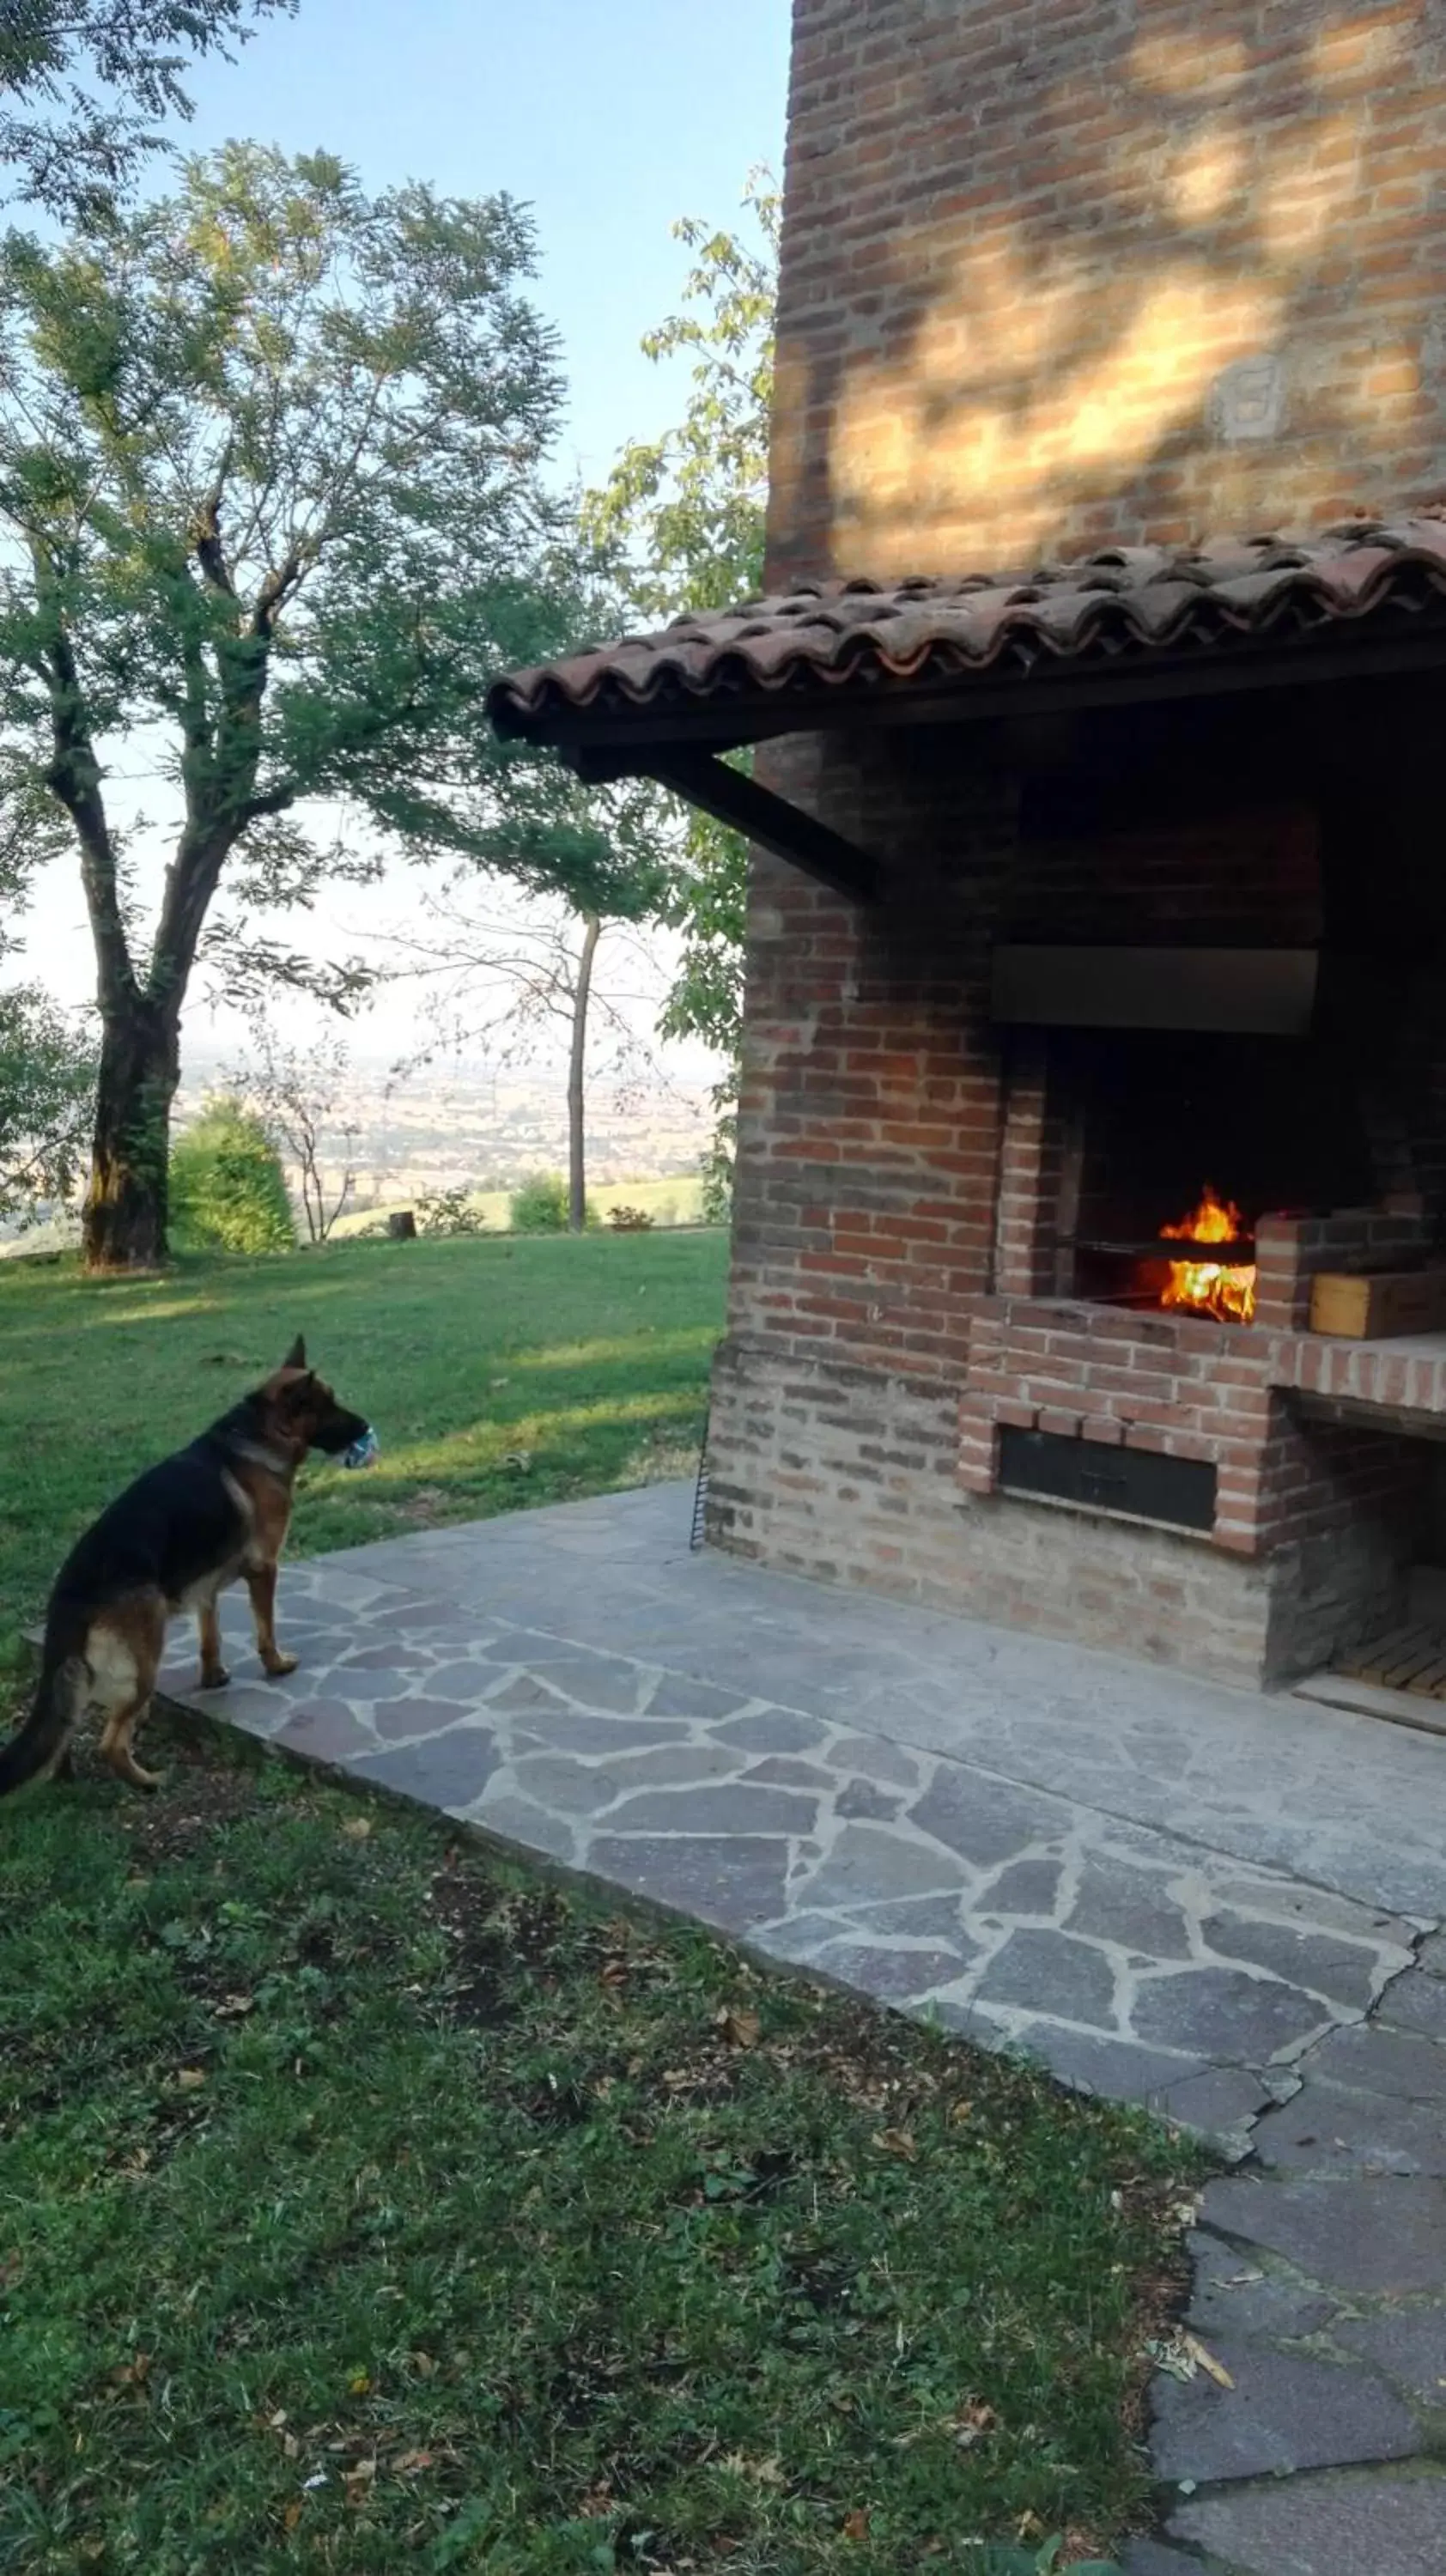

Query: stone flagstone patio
left=161, top=1482, right=1446, bottom=2576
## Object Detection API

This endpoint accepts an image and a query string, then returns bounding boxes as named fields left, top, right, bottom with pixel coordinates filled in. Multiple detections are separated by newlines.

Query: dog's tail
left=0, top=1628, right=87, bottom=1799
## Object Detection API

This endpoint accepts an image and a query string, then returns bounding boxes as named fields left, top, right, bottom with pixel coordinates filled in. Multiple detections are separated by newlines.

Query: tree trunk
left=82, top=994, right=180, bottom=1271
left=567, top=912, right=601, bottom=1236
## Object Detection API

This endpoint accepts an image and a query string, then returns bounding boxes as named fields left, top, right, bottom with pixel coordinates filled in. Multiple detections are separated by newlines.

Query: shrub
left=416, top=1186, right=487, bottom=1238
left=699, top=1120, right=735, bottom=1227
left=607, top=1204, right=654, bottom=1233
left=169, top=1096, right=294, bottom=1254
left=507, top=1173, right=568, bottom=1233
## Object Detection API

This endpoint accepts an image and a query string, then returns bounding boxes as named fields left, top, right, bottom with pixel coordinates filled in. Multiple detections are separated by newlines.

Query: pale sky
left=9, top=0, right=791, bottom=1067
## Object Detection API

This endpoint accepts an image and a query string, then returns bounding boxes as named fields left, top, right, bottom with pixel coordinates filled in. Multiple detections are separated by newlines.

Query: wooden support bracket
left=570, top=743, right=881, bottom=903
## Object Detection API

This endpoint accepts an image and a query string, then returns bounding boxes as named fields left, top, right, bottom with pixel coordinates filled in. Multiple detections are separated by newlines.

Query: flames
left=1159, top=1184, right=1256, bottom=1324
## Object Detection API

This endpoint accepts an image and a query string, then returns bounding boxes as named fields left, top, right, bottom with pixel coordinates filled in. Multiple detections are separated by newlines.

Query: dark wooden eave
left=570, top=742, right=882, bottom=904
left=503, top=598, right=1446, bottom=910
left=526, top=612, right=1446, bottom=755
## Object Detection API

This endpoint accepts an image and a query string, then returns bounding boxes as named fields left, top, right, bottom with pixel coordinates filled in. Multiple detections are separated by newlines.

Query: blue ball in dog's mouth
left=342, top=1426, right=380, bottom=1470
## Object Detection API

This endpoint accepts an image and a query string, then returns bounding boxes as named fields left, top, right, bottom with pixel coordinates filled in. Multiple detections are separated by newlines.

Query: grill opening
left=998, top=1427, right=1217, bottom=1533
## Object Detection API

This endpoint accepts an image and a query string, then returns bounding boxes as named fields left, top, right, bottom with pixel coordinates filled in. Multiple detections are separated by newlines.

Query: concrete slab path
left=164, top=1483, right=1446, bottom=2574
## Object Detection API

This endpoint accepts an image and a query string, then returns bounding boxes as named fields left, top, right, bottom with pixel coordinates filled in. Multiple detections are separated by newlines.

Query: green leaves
left=0, top=3, right=297, bottom=220
left=0, top=140, right=593, bottom=1000
left=0, top=981, right=95, bottom=1220
left=580, top=178, right=777, bottom=1169
left=167, top=1093, right=294, bottom=1254
left=583, top=172, right=778, bottom=623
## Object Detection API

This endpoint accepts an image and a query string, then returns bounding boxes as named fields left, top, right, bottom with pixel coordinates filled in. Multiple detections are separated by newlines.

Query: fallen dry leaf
left=214, top=1993, right=255, bottom=2020
left=341, top=1816, right=373, bottom=1842
left=348, top=2372, right=372, bottom=2396
left=283, top=2500, right=303, bottom=2532
left=1182, top=2333, right=1236, bottom=2389
left=719, top=2008, right=762, bottom=2049
left=175, top=2068, right=206, bottom=2092
left=873, top=2126, right=917, bottom=2161
left=842, top=2506, right=871, bottom=2541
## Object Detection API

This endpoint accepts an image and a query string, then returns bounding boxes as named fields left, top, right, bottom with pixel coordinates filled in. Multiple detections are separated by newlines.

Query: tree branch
left=192, top=436, right=238, bottom=599
left=252, top=544, right=304, bottom=641
left=33, top=570, right=136, bottom=1013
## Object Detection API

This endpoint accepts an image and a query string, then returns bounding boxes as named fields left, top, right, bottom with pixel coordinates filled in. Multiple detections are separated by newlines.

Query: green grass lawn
left=329, top=1176, right=707, bottom=1241
left=1, top=1728, right=1201, bottom=2574
left=0, top=1233, right=1205, bottom=2569
left=0, top=1230, right=729, bottom=1667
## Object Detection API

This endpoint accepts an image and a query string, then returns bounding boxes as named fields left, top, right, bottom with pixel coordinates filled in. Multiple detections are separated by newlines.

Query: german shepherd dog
left=0, top=1340, right=368, bottom=1797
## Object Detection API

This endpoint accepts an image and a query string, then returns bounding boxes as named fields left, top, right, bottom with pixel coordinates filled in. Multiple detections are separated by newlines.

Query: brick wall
left=705, top=0, right=1446, bottom=1692
left=708, top=710, right=1446, bottom=1686
left=728, top=728, right=1016, bottom=1383
left=769, top=0, right=1446, bottom=582
left=1254, top=1204, right=1433, bottom=1330
left=1008, top=800, right=1322, bottom=945
left=708, top=1338, right=1290, bottom=1689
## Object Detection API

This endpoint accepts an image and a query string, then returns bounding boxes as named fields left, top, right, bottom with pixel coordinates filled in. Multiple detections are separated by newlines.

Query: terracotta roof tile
left=488, top=517, right=1446, bottom=740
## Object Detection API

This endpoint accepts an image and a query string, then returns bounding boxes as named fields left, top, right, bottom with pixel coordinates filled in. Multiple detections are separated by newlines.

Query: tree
left=0, top=981, right=94, bottom=1222
left=0, top=143, right=587, bottom=1270
left=0, top=0, right=295, bottom=216
left=585, top=173, right=777, bottom=623
left=394, top=779, right=670, bottom=1235
left=229, top=1015, right=359, bottom=1244
left=584, top=173, right=778, bottom=1208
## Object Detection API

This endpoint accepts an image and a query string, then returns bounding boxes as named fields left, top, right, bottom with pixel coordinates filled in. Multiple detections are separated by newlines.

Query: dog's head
left=258, top=1337, right=371, bottom=1460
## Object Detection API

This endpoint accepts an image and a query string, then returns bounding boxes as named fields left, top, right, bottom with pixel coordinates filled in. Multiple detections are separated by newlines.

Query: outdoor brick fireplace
left=489, top=0, right=1446, bottom=1694
left=689, top=683, right=1446, bottom=1694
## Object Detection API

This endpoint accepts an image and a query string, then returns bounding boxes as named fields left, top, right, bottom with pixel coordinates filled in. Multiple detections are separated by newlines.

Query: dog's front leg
left=247, top=1564, right=298, bottom=1677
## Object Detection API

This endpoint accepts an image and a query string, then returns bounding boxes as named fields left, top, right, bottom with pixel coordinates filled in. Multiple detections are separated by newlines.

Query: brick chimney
left=767, top=0, right=1446, bottom=582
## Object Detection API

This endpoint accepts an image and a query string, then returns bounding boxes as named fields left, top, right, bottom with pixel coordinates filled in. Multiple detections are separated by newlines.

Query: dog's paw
left=263, top=1651, right=299, bottom=1680
left=197, top=1664, right=231, bottom=1692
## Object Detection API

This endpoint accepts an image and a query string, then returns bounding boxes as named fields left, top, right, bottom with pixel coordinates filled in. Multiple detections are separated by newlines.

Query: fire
left=1159, top=1183, right=1256, bottom=1324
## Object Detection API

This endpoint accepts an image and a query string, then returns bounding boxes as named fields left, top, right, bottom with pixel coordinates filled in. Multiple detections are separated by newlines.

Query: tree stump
left=387, top=1208, right=417, bottom=1241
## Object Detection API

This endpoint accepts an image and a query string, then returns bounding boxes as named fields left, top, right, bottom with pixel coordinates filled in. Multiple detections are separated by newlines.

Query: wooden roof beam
left=570, top=743, right=881, bottom=904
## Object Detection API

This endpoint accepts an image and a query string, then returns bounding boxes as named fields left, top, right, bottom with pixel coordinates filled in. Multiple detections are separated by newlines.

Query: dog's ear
left=283, top=1334, right=307, bottom=1370
left=279, top=1368, right=316, bottom=1410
